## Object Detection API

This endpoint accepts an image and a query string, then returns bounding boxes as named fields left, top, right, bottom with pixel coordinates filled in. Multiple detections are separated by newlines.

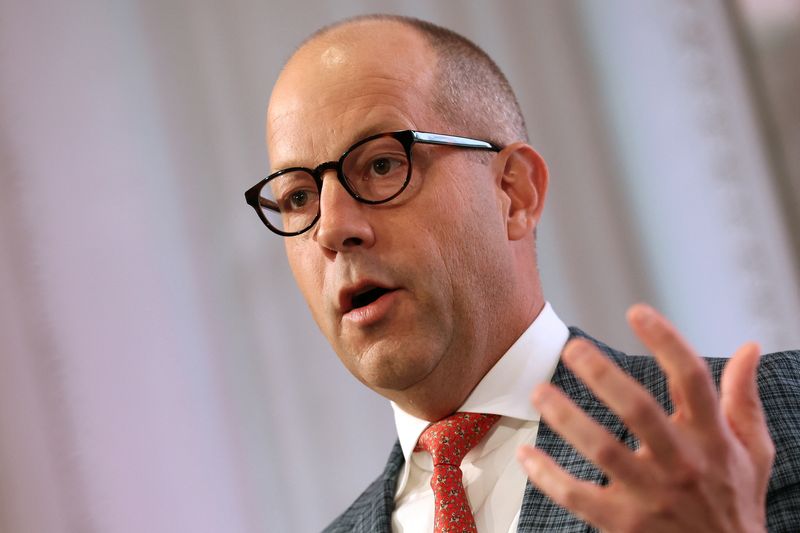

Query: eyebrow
left=270, top=124, right=415, bottom=172
left=348, top=124, right=410, bottom=146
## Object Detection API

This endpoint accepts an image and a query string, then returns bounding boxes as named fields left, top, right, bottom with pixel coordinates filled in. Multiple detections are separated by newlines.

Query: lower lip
left=343, top=290, right=400, bottom=327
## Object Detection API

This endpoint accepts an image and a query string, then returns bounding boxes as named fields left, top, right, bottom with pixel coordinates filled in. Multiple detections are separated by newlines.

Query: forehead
left=267, top=22, right=440, bottom=168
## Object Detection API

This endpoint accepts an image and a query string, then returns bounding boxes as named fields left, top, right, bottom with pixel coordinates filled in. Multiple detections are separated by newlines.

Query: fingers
left=531, top=382, right=648, bottom=486
left=521, top=306, right=773, bottom=531
left=560, top=339, right=682, bottom=465
left=721, top=342, right=775, bottom=469
left=720, top=342, right=761, bottom=432
left=517, top=445, right=614, bottom=528
left=627, top=304, right=720, bottom=427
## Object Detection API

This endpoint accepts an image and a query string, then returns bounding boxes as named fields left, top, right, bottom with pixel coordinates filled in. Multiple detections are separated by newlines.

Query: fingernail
left=635, top=305, right=656, bottom=329
left=523, top=458, right=540, bottom=476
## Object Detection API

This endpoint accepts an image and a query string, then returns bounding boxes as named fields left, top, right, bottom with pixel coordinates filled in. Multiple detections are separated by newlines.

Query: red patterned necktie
left=414, top=412, right=501, bottom=533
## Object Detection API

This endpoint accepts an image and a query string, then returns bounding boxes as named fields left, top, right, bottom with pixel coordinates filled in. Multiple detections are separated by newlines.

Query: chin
left=349, top=337, right=443, bottom=392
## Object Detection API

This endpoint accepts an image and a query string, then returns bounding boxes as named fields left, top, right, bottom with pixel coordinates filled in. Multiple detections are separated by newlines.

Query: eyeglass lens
left=258, top=135, right=410, bottom=234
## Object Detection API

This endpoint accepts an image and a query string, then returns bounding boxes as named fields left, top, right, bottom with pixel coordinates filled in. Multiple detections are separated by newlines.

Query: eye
left=289, top=190, right=309, bottom=209
left=371, top=157, right=395, bottom=175
left=340, top=137, right=410, bottom=200
left=268, top=171, right=319, bottom=214
left=367, top=155, right=404, bottom=178
left=278, top=187, right=318, bottom=213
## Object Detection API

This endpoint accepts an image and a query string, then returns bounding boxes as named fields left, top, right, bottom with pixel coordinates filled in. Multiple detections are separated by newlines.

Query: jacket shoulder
left=584, top=338, right=800, bottom=532
left=753, top=351, right=800, bottom=531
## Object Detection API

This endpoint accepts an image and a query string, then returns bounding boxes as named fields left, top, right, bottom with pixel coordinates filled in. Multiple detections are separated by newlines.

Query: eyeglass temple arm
left=412, top=131, right=501, bottom=151
left=259, top=197, right=279, bottom=213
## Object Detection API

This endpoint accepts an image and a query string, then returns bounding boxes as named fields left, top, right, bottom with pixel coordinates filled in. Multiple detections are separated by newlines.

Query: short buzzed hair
left=303, top=14, right=528, bottom=147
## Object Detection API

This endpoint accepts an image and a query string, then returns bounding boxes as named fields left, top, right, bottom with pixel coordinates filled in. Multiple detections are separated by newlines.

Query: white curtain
left=1, top=1, right=797, bottom=532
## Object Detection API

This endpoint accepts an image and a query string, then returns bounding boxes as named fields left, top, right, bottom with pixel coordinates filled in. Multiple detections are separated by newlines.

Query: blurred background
left=1, top=0, right=798, bottom=532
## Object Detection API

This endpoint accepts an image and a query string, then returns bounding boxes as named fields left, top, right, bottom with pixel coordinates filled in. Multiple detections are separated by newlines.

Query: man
left=245, top=14, right=800, bottom=532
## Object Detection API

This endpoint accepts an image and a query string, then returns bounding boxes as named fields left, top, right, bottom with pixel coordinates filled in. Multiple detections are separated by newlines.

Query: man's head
left=266, top=15, right=548, bottom=420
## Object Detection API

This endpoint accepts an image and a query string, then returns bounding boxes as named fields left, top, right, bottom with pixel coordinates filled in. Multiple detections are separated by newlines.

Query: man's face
left=267, top=23, right=516, bottom=402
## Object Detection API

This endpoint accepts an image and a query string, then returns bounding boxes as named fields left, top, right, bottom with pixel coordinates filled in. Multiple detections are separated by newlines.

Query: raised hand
left=517, top=304, right=774, bottom=532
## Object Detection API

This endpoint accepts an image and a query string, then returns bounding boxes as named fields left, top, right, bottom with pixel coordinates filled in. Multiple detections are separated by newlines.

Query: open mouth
left=351, top=286, right=392, bottom=310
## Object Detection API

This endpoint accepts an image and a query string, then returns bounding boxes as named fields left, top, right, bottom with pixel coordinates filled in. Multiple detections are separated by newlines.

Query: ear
left=493, top=143, right=549, bottom=241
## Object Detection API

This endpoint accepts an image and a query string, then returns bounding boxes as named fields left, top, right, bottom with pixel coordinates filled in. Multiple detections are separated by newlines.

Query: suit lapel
left=516, top=328, right=631, bottom=532
left=352, top=440, right=404, bottom=533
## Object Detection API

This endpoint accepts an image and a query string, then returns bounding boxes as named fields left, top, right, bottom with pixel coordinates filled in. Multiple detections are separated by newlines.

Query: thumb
left=720, top=342, right=773, bottom=465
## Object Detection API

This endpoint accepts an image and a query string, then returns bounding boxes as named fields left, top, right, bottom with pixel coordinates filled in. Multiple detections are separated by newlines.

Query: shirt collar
left=390, top=302, right=569, bottom=465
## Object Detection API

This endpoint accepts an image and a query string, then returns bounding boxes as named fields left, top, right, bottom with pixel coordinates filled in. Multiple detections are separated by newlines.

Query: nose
left=314, top=170, right=376, bottom=253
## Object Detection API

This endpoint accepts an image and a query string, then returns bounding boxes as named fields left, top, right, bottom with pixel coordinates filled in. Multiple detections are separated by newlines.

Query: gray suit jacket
left=324, top=328, right=800, bottom=532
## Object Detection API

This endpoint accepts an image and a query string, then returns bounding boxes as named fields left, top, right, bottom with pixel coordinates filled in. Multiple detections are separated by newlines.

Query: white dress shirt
left=391, top=302, right=569, bottom=533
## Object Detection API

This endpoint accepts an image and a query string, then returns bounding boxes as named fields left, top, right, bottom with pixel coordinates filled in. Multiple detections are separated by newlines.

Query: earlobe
left=496, top=143, right=549, bottom=241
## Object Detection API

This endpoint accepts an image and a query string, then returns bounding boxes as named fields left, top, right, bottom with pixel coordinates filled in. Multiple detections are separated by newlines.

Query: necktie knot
left=414, top=412, right=500, bottom=532
left=415, top=412, right=500, bottom=467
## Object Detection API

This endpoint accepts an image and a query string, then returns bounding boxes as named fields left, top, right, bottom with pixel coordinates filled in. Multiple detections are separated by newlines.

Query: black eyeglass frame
left=244, top=130, right=503, bottom=237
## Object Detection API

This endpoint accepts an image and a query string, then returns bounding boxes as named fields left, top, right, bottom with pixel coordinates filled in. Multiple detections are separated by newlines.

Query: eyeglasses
left=244, top=130, right=502, bottom=236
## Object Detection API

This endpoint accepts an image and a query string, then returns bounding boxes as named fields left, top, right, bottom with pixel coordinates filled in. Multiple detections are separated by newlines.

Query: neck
left=384, top=296, right=545, bottom=421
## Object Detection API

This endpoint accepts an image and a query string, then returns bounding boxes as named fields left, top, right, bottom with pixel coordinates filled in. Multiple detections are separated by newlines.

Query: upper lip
left=338, top=280, right=396, bottom=314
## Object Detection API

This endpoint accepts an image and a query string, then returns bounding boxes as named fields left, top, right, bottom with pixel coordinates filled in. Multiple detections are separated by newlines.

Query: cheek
left=285, top=241, right=326, bottom=311
left=427, top=171, right=509, bottom=294
left=426, top=171, right=498, bottom=250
